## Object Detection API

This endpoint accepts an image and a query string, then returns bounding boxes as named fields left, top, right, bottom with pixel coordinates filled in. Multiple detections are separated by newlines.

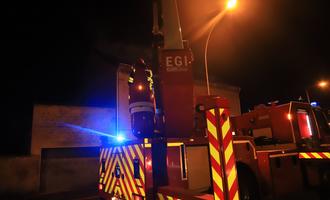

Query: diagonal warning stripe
left=224, top=142, right=234, bottom=164
left=210, top=144, right=221, bottom=165
left=117, top=149, right=139, bottom=197
left=227, top=166, right=237, bottom=189
left=212, top=167, right=224, bottom=192
left=207, top=120, right=218, bottom=139
left=221, top=120, right=230, bottom=141
left=312, top=152, right=322, bottom=159
left=103, top=148, right=114, bottom=184
left=299, top=152, right=330, bottom=159
left=206, top=108, right=225, bottom=200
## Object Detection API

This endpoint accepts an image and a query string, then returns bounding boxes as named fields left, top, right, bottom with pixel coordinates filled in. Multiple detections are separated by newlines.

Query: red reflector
left=98, top=184, right=103, bottom=190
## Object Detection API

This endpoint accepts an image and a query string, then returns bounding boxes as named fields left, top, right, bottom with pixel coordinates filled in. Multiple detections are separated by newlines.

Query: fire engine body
left=98, top=100, right=330, bottom=200
left=98, top=1, right=330, bottom=199
left=230, top=102, right=330, bottom=199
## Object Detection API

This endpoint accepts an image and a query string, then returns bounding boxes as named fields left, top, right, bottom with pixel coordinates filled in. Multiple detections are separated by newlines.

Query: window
left=101, top=159, right=106, bottom=173
left=115, top=163, right=121, bottom=178
left=133, top=158, right=141, bottom=179
left=180, top=145, right=187, bottom=180
left=314, top=109, right=330, bottom=135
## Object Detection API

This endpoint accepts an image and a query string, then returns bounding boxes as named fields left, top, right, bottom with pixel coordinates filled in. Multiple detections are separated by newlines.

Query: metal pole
left=204, top=10, right=227, bottom=96
left=204, top=22, right=217, bottom=96
left=305, top=88, right=311, bottom=104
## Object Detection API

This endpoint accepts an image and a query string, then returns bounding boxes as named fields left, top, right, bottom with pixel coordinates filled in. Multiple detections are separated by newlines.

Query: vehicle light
left=116, top=134, right=125, bottom=142
left=146, top=159, right=152, bottom=170
left=297, top=109, right=313, bottom=138
left=310, top=101, right=319, bottom=107
left=287, top=114, right=292, bottom=120
left=98, top=183, right=103, bottom=190
left=137, top=84, right=143, bottom=91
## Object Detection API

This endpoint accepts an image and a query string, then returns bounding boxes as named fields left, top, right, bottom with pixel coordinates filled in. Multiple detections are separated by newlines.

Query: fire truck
left=98, top=99, right=330, bottom=200
left=97, top=1, right=330, bottom=200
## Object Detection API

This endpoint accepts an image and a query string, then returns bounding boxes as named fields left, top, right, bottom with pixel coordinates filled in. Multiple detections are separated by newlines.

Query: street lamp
left=204, top=0, right=238, bottom=95
left=226, top=0, right=237, bottom=9
left=305, top=80, right=329, bottom=104
left=318, top=80, right=329, bottom=88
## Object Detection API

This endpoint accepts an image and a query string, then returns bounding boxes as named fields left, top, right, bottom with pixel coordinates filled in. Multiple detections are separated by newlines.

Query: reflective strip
left=207, top=117, right=218, bottom=140
left=144, top=142, right=183, bottom=148
left=167, top=142, right=183, bottom=147
left=103, top=148, right=115, bottom=184
left=299, top=152, right=330, bottom=159
left=128, top=77, right=134, bottom=83
left=144, top=138, right=148, bottom=144
left=129, top=102, right=154, bottom=109
left=130, top=106, right=154, bottom=114
left=128, top=145, right=145, bottom=195
left=100, top=145, right=146, bottom=199
left=206, top=109, right=224, bottom=200
left=219, top=108, right=240, bottom=200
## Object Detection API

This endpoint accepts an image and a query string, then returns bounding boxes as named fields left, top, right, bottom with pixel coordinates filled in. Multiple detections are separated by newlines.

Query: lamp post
left=305, top=80, right=329, bottom=104
left=204, top=0, right=237, bottom=95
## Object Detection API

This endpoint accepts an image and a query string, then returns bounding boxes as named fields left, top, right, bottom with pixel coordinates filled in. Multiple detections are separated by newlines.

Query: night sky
left=2, top=0, right=330, bottom=155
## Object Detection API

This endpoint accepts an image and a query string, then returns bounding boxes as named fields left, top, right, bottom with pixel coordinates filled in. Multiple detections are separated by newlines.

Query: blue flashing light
left=310, top=101, right=319, bottom=107
left=116, top=134, right=125, bottom=142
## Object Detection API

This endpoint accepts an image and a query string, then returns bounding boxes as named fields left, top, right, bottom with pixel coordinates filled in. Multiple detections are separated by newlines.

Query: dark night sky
left=2, top=0, right=330, bottom=155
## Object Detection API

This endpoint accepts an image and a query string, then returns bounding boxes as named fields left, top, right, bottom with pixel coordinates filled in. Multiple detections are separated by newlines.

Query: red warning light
left=98, top=183, right=103, bottom=190
left=137, top=84, right=143, bottom=91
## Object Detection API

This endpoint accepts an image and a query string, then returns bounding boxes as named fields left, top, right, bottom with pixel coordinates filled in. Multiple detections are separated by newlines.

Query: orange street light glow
left=138, top=84, right=143, bottom=91
left=318, top=81, right=328, bottom=88
left=226, top=0, right=237, bottom=10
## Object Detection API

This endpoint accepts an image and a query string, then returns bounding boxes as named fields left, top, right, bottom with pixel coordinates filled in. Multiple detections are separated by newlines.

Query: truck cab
left=230, top=101, right=330, bottom=149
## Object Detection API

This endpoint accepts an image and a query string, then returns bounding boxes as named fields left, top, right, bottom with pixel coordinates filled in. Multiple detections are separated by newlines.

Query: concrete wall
left=30, top=105, right=116, bottom=194
left=194, top=81, right=241, bottom=116
left=0, top=156, right=39, bottom=195
left=40, top=147, right=99, bottom=194
left=31, top=105, right=116, bottom=156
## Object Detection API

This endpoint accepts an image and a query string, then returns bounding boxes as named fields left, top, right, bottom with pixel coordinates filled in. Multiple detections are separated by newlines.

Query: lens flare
left=116, top=134, right=125, bottom=142
left=226, top=0, right=237, bottom=10
left=60, top=123, right=115, bottom=137
left=318, top=81, right=328, bottom=88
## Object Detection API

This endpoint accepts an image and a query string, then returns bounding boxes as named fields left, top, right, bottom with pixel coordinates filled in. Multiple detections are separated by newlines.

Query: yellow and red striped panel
left=219, top=108, right=239, bottom=200
left=157, top=193, right=181, bottom=200
left=299, top=152, right=330, bottom=159
left=206, top=109, right=224, bottom=200
left=99, top=144, right=146, bottom=200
